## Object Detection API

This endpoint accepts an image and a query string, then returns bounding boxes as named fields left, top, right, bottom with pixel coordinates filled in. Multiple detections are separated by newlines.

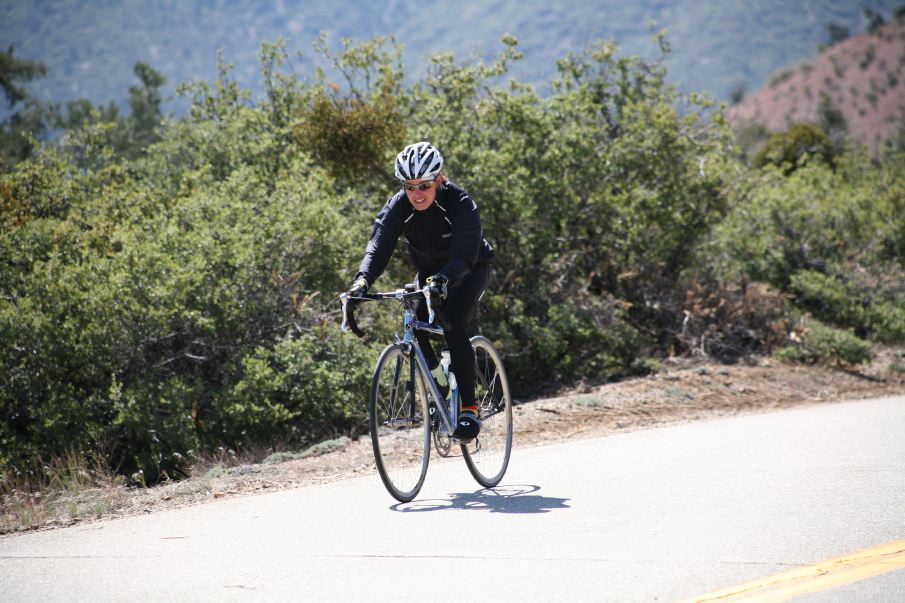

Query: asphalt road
left=2, top=396, right=904, bottom=602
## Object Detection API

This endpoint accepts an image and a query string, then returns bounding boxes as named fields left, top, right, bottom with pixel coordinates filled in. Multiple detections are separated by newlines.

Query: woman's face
left=403, top=177, right=438, bottom=211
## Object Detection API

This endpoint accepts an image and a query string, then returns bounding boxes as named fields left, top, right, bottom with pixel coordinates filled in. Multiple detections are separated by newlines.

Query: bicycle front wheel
left=370, top=343, right=431, bottom=502
left=462, top=335, right=513, bottom=487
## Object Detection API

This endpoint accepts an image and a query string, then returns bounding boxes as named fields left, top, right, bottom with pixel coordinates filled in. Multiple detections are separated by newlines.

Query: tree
left=729, top=81, right=747, bottom=105
left=825, top=22, right=850, bottom=46
left=817, top=92, right=848, bottom=150
left=52, top=62, right=167, bottom=164
left=125, top=62, right=167, bottom=155
left=754, top=123, right=836, bottom=173
left=293, top=36, right=407, bottom=191
left=0, top=46, right=46, bottom=108
left=0, top=46, right=49, bottom=169
left=864, top=8, right=886, bottom=33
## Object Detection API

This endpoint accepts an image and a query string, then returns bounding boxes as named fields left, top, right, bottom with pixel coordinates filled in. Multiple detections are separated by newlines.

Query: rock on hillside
left=728, top=18, right=905, bottom=155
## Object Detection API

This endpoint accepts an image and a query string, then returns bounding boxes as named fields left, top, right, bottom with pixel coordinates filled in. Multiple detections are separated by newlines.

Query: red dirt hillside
left=728, top=18, right=905, bottom=155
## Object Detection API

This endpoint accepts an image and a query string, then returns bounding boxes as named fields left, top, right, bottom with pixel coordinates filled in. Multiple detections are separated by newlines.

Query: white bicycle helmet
left=394, top=142, right=444, bottom=181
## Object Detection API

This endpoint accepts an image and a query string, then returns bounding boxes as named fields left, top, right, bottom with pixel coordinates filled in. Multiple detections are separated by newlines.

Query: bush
left=790, top=270, right=865, bottom=332
left=406, top=34, right=733, bottom=387
left=774, top=346, right=806, bottom=364
left=218, top=331, right=373, bottom=448
left=0, top=88, right=366, bottom=481
left=485, top=292, right=646, bottom=392
left=788, top=270, right=905, bottom=343
left=779, top=317, right=873, bottom=366
left=292, top=37, right=407, bottom=189
left=2, top=34, right=902, bottom=486
left=708, top=151, right=905, bottom=344
left=754, top=123, right=836, bottom=173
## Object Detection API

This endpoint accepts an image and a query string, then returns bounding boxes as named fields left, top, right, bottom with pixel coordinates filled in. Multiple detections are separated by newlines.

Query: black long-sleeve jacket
left=355, top=181, right=494, bottom=288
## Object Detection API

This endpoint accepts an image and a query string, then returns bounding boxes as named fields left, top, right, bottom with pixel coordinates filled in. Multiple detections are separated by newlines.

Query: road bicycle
left=341, top=283, right=513, bottom=502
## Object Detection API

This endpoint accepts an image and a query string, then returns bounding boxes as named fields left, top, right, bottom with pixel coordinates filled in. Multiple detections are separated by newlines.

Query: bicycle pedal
left=454, top=437, right=481, bottom=452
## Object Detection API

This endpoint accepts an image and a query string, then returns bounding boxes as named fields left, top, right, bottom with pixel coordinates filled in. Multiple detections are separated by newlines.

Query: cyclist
left=347, top=141, right=494, bottom=441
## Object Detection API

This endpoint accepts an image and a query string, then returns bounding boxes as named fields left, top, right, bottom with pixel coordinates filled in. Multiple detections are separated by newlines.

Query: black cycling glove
left=426, top=273, right=449, bottom=300
left=348, top=277, right=369, bottom=298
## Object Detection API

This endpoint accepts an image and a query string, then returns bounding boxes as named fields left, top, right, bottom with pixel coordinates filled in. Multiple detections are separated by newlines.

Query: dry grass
left=1, top=451, right=127, bottom=533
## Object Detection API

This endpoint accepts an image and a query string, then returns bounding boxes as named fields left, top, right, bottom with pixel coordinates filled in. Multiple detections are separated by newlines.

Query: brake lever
left=340, top=292, right=350, bottom=333
left=421, top=285, right=436, bottom=325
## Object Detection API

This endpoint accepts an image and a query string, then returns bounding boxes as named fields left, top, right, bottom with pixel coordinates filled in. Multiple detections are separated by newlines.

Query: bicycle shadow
left=391, top=484, right=570, bottom=514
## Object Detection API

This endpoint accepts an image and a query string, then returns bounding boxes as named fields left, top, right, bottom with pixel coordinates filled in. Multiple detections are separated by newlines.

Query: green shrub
left=774, top=346, right=806, bottom=364
left=217, top=331, right=373, bottom=448
left=867, top=302, right=905, bottom=343
left=890, top=349, right=905, bottom=374
left=480, top=291, right=647, bottom=392
left=754, top=123, right=836, bottom=173
left=790, top=270, right=905, bottom=343
left=107, top=376, right=201, bottom=482
left=790, top=270, right=865, bottom=331
left=708, top=151, right=905, bottom=346
left=780, top=318, right=873, bottom=366
left=804, top=320, right=872, bottom=366
left=0, top=96, right=365, bottom=482
left=2, top=33, right=903, bottom=487
left=292, top=37, right=407, bottom=189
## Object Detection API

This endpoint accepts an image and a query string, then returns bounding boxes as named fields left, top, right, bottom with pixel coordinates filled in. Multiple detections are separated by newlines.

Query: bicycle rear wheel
left=370, top=343, right=431, bottom=502
left=462, top=335, right=513, bottom=488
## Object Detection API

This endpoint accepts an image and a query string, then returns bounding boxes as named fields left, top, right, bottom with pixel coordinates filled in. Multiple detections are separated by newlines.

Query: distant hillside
left=728, top=18, right=905, bottom=154
left=2, top=0, right=902, bottom=117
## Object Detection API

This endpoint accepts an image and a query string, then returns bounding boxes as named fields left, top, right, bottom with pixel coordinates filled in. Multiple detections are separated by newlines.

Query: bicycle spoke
left=462, top=336, right=512, bottom=488
left=370, top=345, right=430, bottom=502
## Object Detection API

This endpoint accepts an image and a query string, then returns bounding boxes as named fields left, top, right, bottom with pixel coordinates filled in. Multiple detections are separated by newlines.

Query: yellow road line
left=679, top=539, right=905, bottom=602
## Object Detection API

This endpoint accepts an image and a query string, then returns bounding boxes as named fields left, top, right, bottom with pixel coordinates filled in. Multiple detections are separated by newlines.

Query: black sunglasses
left=402, top=180, right=435, bottom=192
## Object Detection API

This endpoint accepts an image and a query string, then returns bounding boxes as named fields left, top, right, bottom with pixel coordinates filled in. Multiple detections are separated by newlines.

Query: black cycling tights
left=414, top=261, right=491, bottom=410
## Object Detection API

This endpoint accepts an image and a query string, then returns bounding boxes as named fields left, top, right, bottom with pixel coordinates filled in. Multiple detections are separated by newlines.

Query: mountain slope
left=2, top=0, right=902, bottom=116
left=728, top=18, right=905, bottom=154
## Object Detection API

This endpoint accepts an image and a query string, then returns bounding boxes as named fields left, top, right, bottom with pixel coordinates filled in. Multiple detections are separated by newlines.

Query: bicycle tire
left=370, top=343, right=431, bottom=502
left=462, top=335, right=513, bottom=488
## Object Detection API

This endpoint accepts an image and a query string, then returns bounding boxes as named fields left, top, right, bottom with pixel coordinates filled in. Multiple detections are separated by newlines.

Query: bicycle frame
left=341, top=285, right=460, bottom=437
